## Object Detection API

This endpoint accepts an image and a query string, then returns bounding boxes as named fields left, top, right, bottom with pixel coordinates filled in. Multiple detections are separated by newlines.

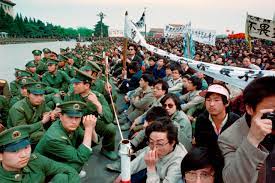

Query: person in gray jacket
left=114, top=121, right=187, bottom=183
left=218, top=76, right=275, bottom=183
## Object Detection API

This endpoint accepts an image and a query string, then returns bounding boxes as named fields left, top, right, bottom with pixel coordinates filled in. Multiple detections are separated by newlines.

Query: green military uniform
left=25, top=61, right=40, bottom=81
left=32, top=50, right=48, bottom=75
left=41, top=48, right=51, bottom=64
left=10, top=69, right=33, bottom=97
left=42, top=59, right=71, bottom=93
left=58, top=55, right=75, bottom=78
left=7, top=82, right=50, bottom=144
left=35, top=101, right=94, bottom=172
left=64, top=70, right=117, bottom=160
left=0, top=95, right=9, bottom=127
left=0, top=125, right=80, bottom=183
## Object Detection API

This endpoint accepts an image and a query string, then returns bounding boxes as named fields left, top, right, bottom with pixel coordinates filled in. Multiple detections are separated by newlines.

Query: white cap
left=206, top=84, right=230, bottom=100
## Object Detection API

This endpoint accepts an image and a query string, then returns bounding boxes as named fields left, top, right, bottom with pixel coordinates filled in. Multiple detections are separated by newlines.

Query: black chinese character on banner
left=238, top=70, right=264, bottom=82
left=258, top=23, right=270, bottom=37
left=248, top=20, right=257, bottom=32
left=197, top=63, right=209, bottom=71
left=220, top=68, right=234, bottom=77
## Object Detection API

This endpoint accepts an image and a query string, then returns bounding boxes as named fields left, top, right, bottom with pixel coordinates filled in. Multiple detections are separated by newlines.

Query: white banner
left=108, top=29, right=124, bottom=37
left=190, top=28, right=216, bottom=46
left=246, top=14, right=275, bottom=42
left=164, top=23, right=191, bottom=38
left=134, top=12, right=145, bottom=29
left=124, top=14, right=275, bottom=89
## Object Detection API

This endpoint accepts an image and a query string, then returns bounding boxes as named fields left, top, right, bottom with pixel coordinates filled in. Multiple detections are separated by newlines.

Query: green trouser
left=95, top=119, right=116, bottom=151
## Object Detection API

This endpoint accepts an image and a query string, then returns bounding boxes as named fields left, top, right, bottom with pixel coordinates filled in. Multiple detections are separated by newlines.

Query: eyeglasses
left=147, top=141, right=169, bottom=149
left=163, top=103, right=174, bottom=109
left=185, top=171, right=214, bottom=182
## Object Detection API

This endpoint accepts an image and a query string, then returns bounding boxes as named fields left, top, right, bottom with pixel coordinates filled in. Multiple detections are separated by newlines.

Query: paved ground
left=81, top=92, right=128, bottom=183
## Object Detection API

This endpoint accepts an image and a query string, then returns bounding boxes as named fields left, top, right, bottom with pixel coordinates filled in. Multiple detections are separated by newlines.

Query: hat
left=15, top=68, right=32, bottom=78
left=58, top=55, right=68, bottom=62
left=24, top=82, right=47, bottom=94
left=71, top=67, right=96, bottom=83
left=60, top=48, right=66, bottom=53
left=18, top=78, right=36, bottom=87
left=51, top=51, right=58, bottom=57
left=65, top=53, right=73, bottom=59
left=47, top=59, right=59, bottom=65
left=0, top=125, right=33, bottom=152
left=57, top=101, right=87, bottom=117
left=206, top=84, right=230, bottom=100
left=86, top=61, right=101, bottom=72
left=32, top=50, right=42, bottom=56
left=80, top=65, right=92, bottom=72
left=25, top=61, right=36, bottom=68
left=43, top=48, right=51, bottom=54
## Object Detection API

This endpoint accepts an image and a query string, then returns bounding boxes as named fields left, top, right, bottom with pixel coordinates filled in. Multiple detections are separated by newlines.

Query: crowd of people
left=0, top=36, right=274, bottom=183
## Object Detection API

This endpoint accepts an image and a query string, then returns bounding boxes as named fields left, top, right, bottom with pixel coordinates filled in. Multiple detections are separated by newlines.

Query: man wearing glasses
left=114, top=121, right=187, bottom=183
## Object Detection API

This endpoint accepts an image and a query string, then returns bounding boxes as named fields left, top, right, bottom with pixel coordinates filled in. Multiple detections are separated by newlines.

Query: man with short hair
left=195, top=83, right=240, bottom=149
left=35, top=101, right=98, bottom=173
left=0, top=125, right=80, bottom=182
left=167, top=65, right=183, bottom=94
left=64, top=70, right=118, bottom=160
left=7, top=82, right=53, bottom=145
left=242, top=57, right=261, bottom=70
left=120, top=74, right=155, bottom=131
left=218, top=76, right=275, bottom=183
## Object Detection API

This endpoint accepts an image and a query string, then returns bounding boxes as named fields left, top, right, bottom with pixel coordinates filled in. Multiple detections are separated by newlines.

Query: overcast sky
left=13, top=0, right=275, bottom=34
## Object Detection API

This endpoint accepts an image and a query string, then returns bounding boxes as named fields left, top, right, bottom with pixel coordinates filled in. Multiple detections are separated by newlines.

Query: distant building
left=148, top=28, right=164, bottom=38
left=0, top=0, right=16, bottom=17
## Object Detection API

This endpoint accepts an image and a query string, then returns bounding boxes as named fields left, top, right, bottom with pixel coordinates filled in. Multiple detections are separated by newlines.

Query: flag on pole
left=183, top=30, right=195, bottom=59
left=245, top=12, right=252, bottom=52
left=134, top=11, right=145, bottom=29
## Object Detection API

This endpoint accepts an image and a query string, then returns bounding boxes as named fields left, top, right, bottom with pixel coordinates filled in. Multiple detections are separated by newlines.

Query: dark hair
left=170, top=65, right=183, bottom=76
left=145, top=106, right=169, bottom=122
left=128, top=44, right=137, bottom=52
left=205, top=83, right=230, bottom=105
left=160, top=93, right=181, bottom=111
left=181, top=147, right=224, bottom=183
left=142, top=74, right=154, bottom=86
left=153, top=79, right=169, bottom=94
left=148, top=56, right=157, bottom=62
left=145, top=121, right=178, bottom=144
left=128, top=62, right=140, bottom=72
left=188, top=75, right=202, bottom=90
left=243, top=76, right=275, bottom=110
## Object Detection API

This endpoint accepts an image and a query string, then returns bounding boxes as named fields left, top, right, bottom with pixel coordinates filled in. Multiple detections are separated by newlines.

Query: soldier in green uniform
left=64, top=70, right=118, bottom=160
left=10, top=69, right=33, bottom=97
left=0, top=125, right=80, bottom=182
left=58, top=55, right=75, bottom=78
left=25, top=61, right=40, bottom=81
left=42, top=59, right=71, bottom=93
left=35, top=101, right=98, bottom=173
left=41, top=48, right=51, bottom=64
left=7, top=82, right=54, bottom=145
left=32, top=50, right=48, bottom=75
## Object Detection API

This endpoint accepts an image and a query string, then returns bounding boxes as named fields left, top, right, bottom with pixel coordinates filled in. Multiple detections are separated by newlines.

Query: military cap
left=86, top=61, right=101, bottom=73
left=42, top=48, right=51, bottom=54
left=51, top=51, right=58, bottom=57
left=57, top=101, right=87, bottom=117
left=14, top=68, right=32, bottom=78
left=71, top=67, right=95, bottom=83
left=60, top=48, right=66, bottom=53
left=0, top=125, right=32, bottom=152
left=25, top=60, right=36, bottom=68
left=18, top=78, right=36, bottom=87
left=47, top=59, right=59, bottom=65
left=24, top=82, right=47, bottom=94
left=32, top=50, right=42, bottom=56
left=58, top=54, right=69, bottom=62
left=65, top=53, right=73, bottom=59
left=80, top=65, right=92, bottom=72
